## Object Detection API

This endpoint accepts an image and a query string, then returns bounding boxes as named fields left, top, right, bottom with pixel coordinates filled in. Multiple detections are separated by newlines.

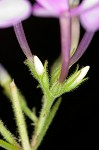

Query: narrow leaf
left=0, top=120, right=21, bottom=149
left=0, top=140, right=18, bottom=150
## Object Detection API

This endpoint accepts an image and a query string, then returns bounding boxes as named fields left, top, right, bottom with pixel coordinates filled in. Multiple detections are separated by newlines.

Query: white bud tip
left=34, top=55, right=44, bottom=75
left=0, top=64, right=11, bottom=86
left=77, top=66, right=90, bottom=83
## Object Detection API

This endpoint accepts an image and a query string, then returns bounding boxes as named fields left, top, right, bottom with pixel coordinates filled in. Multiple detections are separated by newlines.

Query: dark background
left=0, top=1, right=99, bottom=150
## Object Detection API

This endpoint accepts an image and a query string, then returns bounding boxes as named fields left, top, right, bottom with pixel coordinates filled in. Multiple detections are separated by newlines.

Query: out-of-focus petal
left=69, top=0, right=80, bottom=6
left=70, top=32, right=95, bottom=66
left=80, top=6, right=99, bottom=31
left=35, top=0, right=69, bottom=12
left=79, top=0, right=99, bottom=11
left=71, top=0, right=99, bottom=15
left=70, top=16, right=80, bottom=56
left=0, top=0, right=31, bottom=28
left=32, top=3, right=59, bottom=17
left=70, top=0, right=99, bottom=31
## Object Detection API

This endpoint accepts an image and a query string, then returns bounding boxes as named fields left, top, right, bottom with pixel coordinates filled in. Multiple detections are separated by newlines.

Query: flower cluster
left=0, top=0, right=99, bottom=82
left=0, top=1, right=98, bottom=149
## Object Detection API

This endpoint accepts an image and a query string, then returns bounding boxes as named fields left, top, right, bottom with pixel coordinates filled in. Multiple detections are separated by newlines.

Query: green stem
left=18, top=91, right=38, bottom=123
left=31, top=94, right=54, bottom=150
left=3, top=85, right=38, bottom=123
left=23, top=105, right=38, bottom=123
left=10, top=81, right=31, bottom=150
left=31, top=97, right=62, bottom=150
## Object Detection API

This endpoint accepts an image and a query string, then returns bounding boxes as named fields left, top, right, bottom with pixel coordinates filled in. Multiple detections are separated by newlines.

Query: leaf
left=0, top=140, right=18, bottom=150
left=0, top=120, right=20, bottom=149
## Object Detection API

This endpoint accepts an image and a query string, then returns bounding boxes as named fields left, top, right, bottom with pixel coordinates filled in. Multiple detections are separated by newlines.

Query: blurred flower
left=0, top=0, right=31, bottom=28
left=32, top=0, right=69, bottom=17
left=0, top=64, right=11, bottom=86
left=32, top=1, right=96, bottom=82
left=70, top=0, right=99, bottom=31
left=32, top=0, right=80, bottom=82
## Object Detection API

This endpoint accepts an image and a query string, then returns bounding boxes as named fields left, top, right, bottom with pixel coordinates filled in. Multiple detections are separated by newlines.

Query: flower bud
left=0, top=64, right=11, bottom=86
left=61, top=66, right=90, bottom=93
left=34, top=55, right=44, bottom=75
left=75, top=66, right=90, bottom=84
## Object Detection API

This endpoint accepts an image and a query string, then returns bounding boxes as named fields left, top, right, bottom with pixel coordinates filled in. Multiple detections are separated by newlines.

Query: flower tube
left=32, top=0, right=73, bottom=82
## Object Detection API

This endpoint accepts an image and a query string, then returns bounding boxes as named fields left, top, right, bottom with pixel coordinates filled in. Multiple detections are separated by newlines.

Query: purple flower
left=69, top=0, right=98, bottom=67
left=32, top=0, right=98, bottom=83
left=32, top=0, right=69, bottom=17
left=0, top=0, right=31, bottom=28
left=70, top=0, right=99, bottom=31
left=32, top=0, right=75, bottom=82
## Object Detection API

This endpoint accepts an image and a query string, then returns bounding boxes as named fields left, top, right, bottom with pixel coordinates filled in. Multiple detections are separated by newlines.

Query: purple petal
left=70, top=0, right=99, bottom=16
left=80, top=6, right=99, bottom=31
left=32, top=3, right=59, bottom=17
left=79, top=0, right=99, bottom=11
left=70, top=0, right=99, bottom=31
left=70, top=16, right=80, bottom=56
left=35, top=0, right=69, bottom=13
left=70, top=31, right=95, bottom=66
left=0, top=0, right=31, bottom=28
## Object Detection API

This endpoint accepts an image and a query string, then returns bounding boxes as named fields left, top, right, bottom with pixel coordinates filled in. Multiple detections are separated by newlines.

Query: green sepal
left=25, top=59, right=50, bottom=99
left=50, top=66, right=89, bottom=98
left=50, top=56, right=61, bottom=85
left=24, top=59, right=40, bottom=81
left=40, top=60, right=49, bottom=92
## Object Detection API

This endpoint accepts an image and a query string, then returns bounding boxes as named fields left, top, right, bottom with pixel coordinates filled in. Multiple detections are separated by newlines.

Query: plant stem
left=31, top=94, right=54, bottom=150
left=10, top=81, right=31, bottom=150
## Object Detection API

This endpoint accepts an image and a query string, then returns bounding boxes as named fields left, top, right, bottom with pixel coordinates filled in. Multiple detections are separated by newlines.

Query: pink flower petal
left=32, top=3, right=59, bottom=17
left=35, top=0, right=69, bottom=13
left=0, top=0, right=31, bottom=28
left=80, top=6, right=99, bottom=31
left=80, top=0, right=99, bottom=11
left=70, top=0, right=99, bottom=31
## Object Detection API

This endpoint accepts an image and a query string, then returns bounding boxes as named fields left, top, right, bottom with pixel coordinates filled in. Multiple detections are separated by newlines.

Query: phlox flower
left=0, top=0, right=31, bottom=28
left=70, top=0, right=99, bottom=31
left=32, top=0, right=97, bottom=82
left=0, top=0, right=33, bottom=59
left=32, top=0, right=79, bottom=82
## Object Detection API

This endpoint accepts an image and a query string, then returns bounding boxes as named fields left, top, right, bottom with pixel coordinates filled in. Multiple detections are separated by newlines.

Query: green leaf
left=0, top=120, right=20, bottom=149
left=0, top=140, right=18, bottom=150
